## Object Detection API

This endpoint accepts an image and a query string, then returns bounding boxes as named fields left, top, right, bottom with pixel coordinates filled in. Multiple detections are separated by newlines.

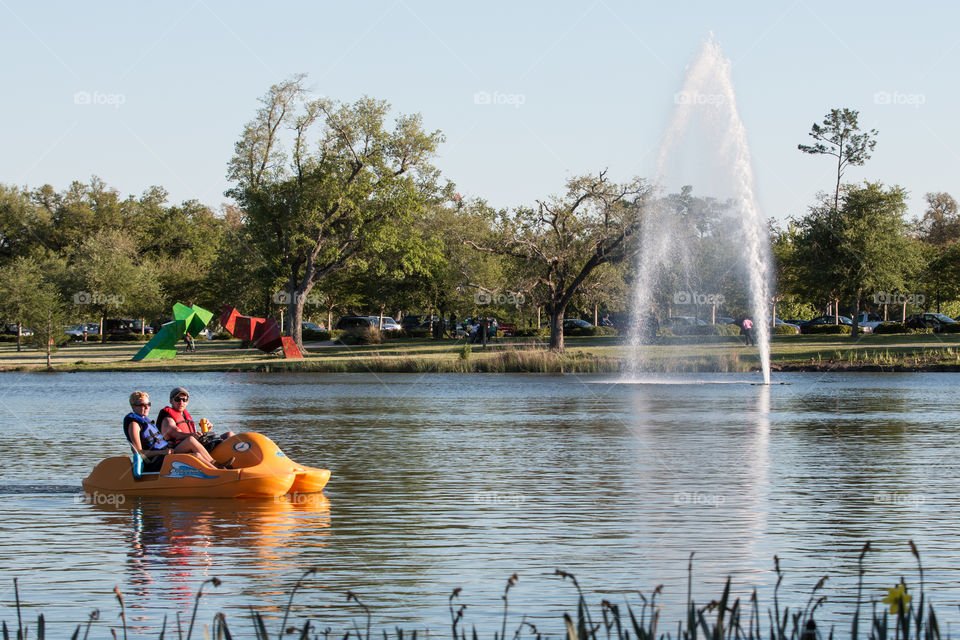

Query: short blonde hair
left=129, top=391, right=149, bottom=408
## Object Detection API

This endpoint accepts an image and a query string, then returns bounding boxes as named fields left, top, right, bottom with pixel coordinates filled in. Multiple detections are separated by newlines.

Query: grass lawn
left=2, top=331, right=960, bottom=373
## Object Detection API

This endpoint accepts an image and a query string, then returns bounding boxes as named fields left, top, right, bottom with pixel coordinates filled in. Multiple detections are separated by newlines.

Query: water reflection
left=4, top=372, right=960, bottom=633
left=89, top=494, right=330, bottom=625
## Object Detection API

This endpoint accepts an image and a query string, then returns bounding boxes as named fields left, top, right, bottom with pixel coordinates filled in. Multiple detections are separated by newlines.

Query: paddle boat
left=82, top=432, right=330, bottom=499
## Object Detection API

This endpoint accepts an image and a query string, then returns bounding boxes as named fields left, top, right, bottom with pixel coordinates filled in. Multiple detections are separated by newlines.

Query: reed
left=2, top=542, right=947, bottom=640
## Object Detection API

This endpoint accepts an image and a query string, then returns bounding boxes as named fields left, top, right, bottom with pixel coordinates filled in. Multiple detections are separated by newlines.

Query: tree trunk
left=287, top=290, right=306, bottom=351
left=593, top=304, right=598, bottom=326
left=15, top=321, right=21, bottom=352
left=851, top=292, right=861, bottom=338
left=548, top=306, right=566, bottom=351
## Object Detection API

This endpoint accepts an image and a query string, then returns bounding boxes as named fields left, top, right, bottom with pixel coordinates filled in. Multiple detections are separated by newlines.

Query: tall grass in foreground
left=1, top=542, right=944, bottom=639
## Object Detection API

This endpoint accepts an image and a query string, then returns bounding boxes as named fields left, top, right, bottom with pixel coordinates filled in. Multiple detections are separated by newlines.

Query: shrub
left=802, top=324, right=852, bottom=335
left=938, top=323, right=960, bottom=333
left=337, top=326, right=382, bottom=345
left=302, top=329, right=338, bottom=341
left=564, top=325, right=619, bottom=337
left=773, top=324, right=799, bottom=335
left=673, top=324, right=741, bottom=336
left=514, top=327, right=550, bottom=338
left=873, top=322, right=909, bottom=335
left=211, top=331, right=234, bottom=340
left=400, top=328, right=430, bottom=339
left=106, top=333, right=151, bottom=342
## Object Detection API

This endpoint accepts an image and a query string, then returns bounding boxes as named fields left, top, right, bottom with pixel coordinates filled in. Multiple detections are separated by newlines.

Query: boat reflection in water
left=91, top=493, right=331, bottom=631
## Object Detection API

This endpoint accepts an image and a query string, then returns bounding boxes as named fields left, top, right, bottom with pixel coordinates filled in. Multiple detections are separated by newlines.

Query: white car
left=65, top=323, right=100, bottom=336
left=371, top=316, right=401, bottom=332
left=855, top=313, right=884, bottom=333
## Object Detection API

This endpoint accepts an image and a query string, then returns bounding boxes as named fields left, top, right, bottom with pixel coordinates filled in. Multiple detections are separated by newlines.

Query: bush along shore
left=4, top=333, right=960, bottom=373
left=2, top=542, right=945, bottom=640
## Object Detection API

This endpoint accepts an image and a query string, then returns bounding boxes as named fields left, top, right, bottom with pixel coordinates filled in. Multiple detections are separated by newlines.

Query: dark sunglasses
left=137, top=402, right=152, bottom=407
left=174, top=396, right=189, bottom=402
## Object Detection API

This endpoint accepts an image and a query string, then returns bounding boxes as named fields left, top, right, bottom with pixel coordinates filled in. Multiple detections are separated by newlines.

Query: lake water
left=2, top=371, right=960, bottom=636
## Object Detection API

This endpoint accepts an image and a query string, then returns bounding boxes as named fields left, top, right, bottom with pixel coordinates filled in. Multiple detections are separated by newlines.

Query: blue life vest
left=123, top=412, right=170, bottom=451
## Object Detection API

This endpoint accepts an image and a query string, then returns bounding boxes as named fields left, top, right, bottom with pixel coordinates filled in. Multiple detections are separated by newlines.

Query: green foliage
left=773, top=324, right=800, bottom=335
left=673, top=324, right=742, bottom=336
left=792, top=182, right=918, bottom=312
left=302, top=329, right=340, bottom=341
left=466, top=171, right=648, bottom=351
left=459, top=342, right=471, bottom=360
left=873, top=322, right=905, bottom=334
left=798, top=107, right=878, bottom=209
left=336, top=326, right=383, bottom=345
left=514, top=327, right=550, bottom=338
left=564, top=325, right=619, bottom=337
left=937, top=323, right=960, bottom=334
left=803, top=324, right=853, bottom=335
left=227, top=76, right=446, bottom=349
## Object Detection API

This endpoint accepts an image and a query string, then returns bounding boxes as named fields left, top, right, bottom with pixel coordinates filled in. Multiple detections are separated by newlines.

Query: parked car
left=335, top=315, right=377, bottom=331
left=3, top=323, right=33, bottom=337
left=370, top=316, right=401, bottom=332
left=854, top=313, right=884, bottom=333
left=905, top=313, right=958, bottom=332
left=563, top=318, right=593, bottom=331
left=800, top=315, right=852, bottom=334
left=104, top=318, right=154, bottom=335
left=665, top=316, right=709, bottom=327
left=302, top=321, right=325, bottom=332
left=65, top=323, right=100, bottom=337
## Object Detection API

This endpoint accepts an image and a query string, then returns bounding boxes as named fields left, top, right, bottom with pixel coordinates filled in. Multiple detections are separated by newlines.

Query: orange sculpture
left=221, top=305, right=303, bottom=359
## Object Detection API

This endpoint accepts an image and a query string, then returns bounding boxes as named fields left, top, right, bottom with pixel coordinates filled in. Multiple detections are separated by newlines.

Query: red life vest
left=158, top=406, right=197, bottom=436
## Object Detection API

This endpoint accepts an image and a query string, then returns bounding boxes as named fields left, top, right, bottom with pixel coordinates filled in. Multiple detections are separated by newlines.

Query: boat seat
left=131, top=445, right=163, bottom=478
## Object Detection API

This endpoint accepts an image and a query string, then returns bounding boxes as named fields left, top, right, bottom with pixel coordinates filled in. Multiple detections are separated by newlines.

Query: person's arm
left=158, top=415, right=187, bottom=442
left=128, top=423, right=172, bottom=458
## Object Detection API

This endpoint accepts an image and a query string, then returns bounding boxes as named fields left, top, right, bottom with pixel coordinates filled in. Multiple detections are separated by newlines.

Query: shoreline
left=3, top=334, right=960, bottom=373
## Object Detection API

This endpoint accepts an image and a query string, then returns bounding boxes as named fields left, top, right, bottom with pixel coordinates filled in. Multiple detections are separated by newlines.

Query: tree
left=25, top=283, right=67, bottom=368
left=466, top=171, right=649, bottom=351
left=227, top=75, right=446, bottom=350
left=792, top=183, right=918, bottom=336
left=69, top=229, right=163, bottom=341
left=0, top=256, right=47, bottom=351
left=917, top=192, right=960, bottom=246
left=798, top=108, right=878, bottom=211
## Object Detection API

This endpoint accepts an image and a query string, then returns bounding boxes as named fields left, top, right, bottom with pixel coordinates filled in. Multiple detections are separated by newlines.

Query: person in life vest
left=124, top=391, right=225, bottom=468
left=157, top=387, right=235, bottom=448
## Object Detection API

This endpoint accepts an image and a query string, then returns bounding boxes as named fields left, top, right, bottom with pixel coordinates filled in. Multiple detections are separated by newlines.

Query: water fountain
left=628, top=36, right=771, bottom=384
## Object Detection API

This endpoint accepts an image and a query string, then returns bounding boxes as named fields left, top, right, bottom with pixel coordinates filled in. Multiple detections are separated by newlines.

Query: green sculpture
left=132, top=303, right=214, bottom=361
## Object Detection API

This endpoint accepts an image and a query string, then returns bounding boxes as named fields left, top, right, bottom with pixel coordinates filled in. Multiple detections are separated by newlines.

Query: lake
left=1, top=371, right=959, bottom=636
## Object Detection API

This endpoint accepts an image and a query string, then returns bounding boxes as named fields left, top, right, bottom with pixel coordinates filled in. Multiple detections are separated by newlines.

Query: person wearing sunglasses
left=157, top=387, right=234, bottom=451
left=123, top=391, right=224, bottom=469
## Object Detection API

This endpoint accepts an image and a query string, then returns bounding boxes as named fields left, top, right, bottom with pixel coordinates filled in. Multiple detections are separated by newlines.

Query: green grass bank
left=3, top=332, right=960, bottom=373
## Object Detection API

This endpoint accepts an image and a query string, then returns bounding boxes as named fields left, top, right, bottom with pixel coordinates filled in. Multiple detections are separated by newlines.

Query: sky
left=2, top=1, right=958, bottom=224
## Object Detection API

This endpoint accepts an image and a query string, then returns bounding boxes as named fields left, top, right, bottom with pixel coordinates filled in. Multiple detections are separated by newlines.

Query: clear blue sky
left=2, top=1, right=957, bottom=222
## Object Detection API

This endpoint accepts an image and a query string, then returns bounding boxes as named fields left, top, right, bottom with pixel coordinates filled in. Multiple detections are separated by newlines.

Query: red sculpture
left=220, top=305, right=303, bottom=359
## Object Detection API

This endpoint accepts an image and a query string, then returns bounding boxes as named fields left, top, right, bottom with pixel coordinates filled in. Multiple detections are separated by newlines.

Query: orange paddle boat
left=82, top=432, right=330, bottom=499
